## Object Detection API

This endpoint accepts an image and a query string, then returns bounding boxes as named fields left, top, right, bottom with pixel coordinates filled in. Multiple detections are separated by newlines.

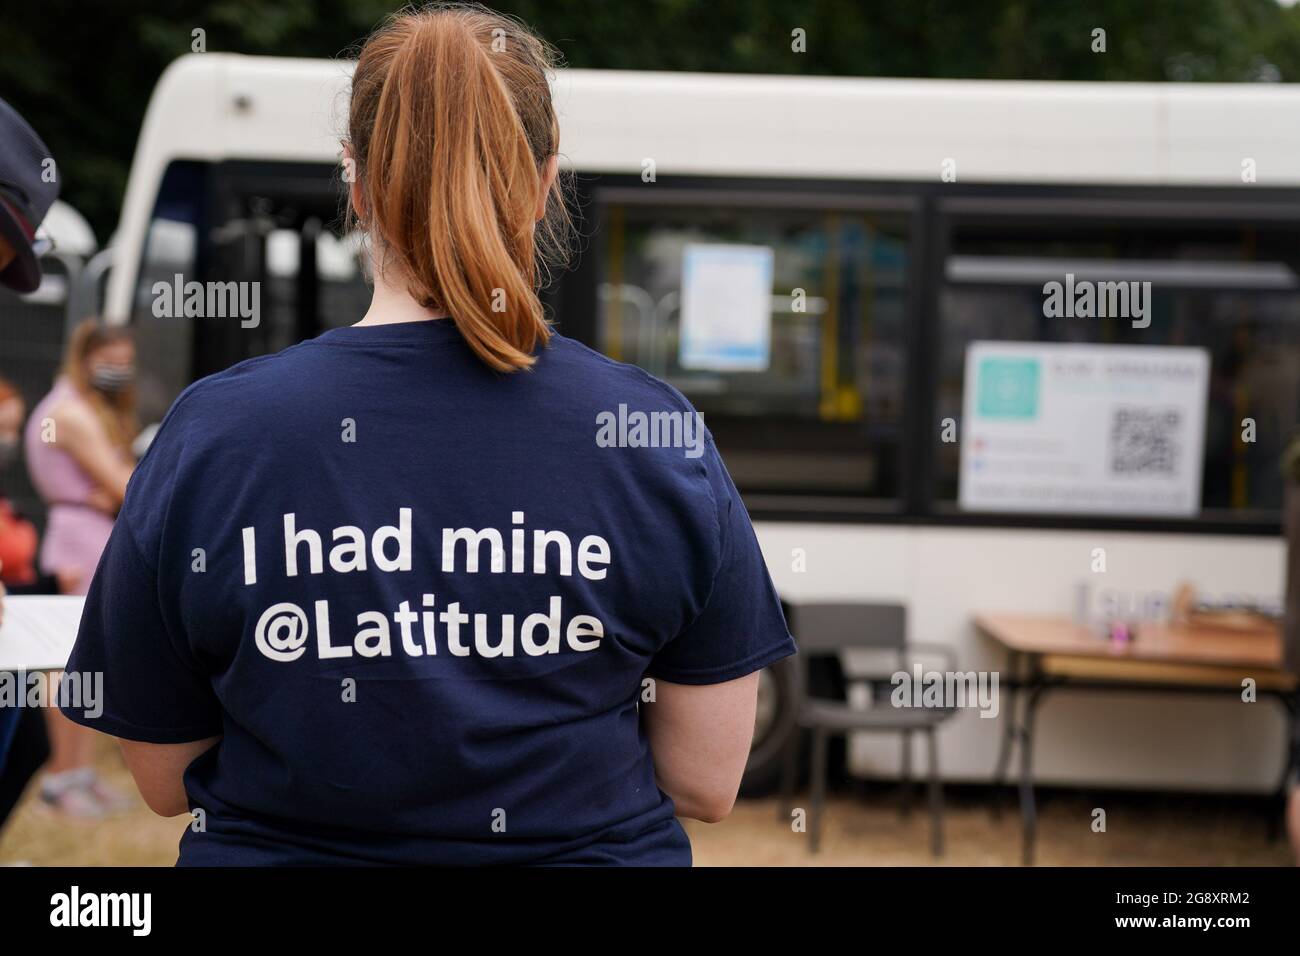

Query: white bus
left=90, top=53, right=1300, bottom=797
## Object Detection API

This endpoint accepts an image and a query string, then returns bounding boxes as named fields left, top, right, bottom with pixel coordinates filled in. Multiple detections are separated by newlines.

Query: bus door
left=127, top=160, right=367, bottom=426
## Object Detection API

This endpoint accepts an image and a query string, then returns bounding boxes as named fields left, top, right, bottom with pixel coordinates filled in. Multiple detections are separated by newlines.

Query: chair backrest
left=783, top=601, right=907, bottom=655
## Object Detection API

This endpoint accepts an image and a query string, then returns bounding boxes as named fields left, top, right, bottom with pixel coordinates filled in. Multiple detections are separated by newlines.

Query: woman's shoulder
left=543, top=332, right=698, bottom=416
left=167, top=339, right=322, bottom=418
left=541, top=333, right=717, bottom=486
left=132, top=343, right=319, bottom=470
left=36, top=382, right=95, bottom=434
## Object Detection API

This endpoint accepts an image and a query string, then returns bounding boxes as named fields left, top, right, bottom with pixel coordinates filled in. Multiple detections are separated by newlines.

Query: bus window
left=128, top=161, right=368, bottom=423
left=596, top=196, right=909, bottom=501
left=934, top=213, right=1300, bottom=521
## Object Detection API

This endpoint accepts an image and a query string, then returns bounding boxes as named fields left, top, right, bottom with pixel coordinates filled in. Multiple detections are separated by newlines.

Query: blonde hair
left=346, top=3, right=571, bottom=372
left=61, top=319, right=139, bottom=453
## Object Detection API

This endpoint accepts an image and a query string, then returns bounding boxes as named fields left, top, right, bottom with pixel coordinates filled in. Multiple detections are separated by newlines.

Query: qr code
left=1109, top=406, right=1181, bottom=476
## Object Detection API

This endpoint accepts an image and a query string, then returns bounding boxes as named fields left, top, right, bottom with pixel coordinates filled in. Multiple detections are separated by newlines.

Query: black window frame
left=570, top=174, right=920, bottom=511
left=131, top=161, right=1300, bottom=537
left=564, top=173, right=1300, bottom=536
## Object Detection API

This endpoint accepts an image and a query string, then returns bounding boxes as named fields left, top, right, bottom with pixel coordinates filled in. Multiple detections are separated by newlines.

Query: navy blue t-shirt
left=60, top=318, right=795, bottom=865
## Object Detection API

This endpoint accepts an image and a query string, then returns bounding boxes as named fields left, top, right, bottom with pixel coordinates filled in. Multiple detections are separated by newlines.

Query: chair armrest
left=899, top=642, right=958, bottom=672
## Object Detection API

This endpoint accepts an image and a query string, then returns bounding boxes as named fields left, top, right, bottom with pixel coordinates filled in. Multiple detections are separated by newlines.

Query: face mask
left=0, top=436, right=17, bottom=467
left=89, top=363, right=135, bottom=393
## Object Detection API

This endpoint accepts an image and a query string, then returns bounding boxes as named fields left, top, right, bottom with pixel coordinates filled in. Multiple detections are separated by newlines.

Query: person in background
left=0, top=377, right=81, bottom=830
left=24, top=320, right=139, bottom=819
left=0, top=97, right=57, bottom=295
left=0, top=380, right=39, bottom=589
left=0, top=93, right=61, bottom=803
left=0, top=378, right=79, bottom=595
left=0, top=379, right=35, bottom=794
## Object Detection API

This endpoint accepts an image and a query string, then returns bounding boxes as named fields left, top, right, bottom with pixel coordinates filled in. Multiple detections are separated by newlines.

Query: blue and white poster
left=678, top=243, right=774, bottom=372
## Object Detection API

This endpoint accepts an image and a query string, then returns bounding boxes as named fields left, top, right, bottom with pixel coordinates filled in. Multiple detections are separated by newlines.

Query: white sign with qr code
left=959, top=341, right=1210, bottom=517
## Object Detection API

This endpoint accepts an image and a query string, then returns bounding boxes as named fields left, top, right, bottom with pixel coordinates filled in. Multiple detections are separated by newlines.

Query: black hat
left=0, top=96, right=59, bottom=294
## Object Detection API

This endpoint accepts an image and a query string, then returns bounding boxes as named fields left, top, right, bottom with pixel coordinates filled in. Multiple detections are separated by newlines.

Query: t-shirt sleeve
left=646, top=437, right=796, bottom=685
left=58, top=395, right=223, bottom=744
left=59, top=516, right=222, bottom=743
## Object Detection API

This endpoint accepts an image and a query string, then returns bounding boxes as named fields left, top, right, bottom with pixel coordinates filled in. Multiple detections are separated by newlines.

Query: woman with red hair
left=58, top=4, right=793, bottom=865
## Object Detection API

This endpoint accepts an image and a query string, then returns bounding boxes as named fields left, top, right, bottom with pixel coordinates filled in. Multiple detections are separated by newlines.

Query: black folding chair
left=778, top=601, right=958, bottom=856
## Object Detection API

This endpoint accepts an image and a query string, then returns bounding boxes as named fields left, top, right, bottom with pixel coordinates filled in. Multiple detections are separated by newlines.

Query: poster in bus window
left=678, top=243, right=774, bottom=372
left=959, top=341, right=1210, bottom=517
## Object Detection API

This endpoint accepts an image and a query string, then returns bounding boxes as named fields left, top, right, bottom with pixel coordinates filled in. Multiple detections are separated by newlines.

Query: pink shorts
left=39, top=505, right=115, bottom=596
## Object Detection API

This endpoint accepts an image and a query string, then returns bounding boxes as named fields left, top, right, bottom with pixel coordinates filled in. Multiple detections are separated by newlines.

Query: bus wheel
left=740, top=655, right=849, bottom=797
left=739, top=657, right=799, bottom=796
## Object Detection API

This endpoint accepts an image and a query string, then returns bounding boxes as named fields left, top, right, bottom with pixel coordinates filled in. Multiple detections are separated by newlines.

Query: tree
left=2, top=0, right=1297, bottom=241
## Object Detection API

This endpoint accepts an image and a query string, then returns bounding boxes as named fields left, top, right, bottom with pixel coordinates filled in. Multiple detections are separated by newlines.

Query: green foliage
left=2, top=0, right=1298, bottom=241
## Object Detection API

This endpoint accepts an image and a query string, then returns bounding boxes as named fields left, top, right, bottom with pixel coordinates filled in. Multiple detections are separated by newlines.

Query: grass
left=1, top=739, right=1290, bottom=866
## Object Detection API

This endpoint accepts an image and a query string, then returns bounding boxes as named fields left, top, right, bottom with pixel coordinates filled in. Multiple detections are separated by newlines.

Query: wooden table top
left=974, top=613, right=1287, bottom=672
